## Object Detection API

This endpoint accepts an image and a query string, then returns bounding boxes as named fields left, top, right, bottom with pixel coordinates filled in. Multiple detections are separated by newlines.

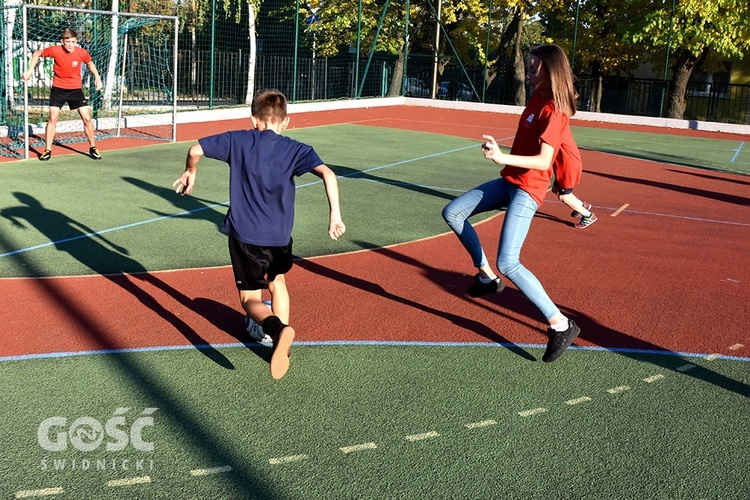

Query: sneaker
left=575, top=212, right=598, bottom=229
left=270, top=326, right=295, bottom=379
left=570, top=201, right=592, bottom=218
left=542, top=319, right=580, bottom=363
left=39, top=149, right=51, bottom=161
left=467, top=274, right=505, bottom=297
left=244, top=316, right=272, bottom=343
left=89, top=146, right=102, bottom=160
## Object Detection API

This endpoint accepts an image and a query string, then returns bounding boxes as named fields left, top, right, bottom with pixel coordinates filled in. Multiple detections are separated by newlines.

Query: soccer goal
left=0, top=4, right=177, bottom=159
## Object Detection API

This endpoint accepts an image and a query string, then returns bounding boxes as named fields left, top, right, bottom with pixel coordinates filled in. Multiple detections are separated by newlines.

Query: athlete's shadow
left=295, top=246, right=535, bottom=362
left=327, top=240, right=750, bottom=399
left=0, top=192, right=238, bottom=369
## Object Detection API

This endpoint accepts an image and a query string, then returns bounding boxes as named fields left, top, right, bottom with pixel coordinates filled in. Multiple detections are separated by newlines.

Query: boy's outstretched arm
left=311, top=164, right=346, bottom=240
left=173, top=143, right=203, bottom=196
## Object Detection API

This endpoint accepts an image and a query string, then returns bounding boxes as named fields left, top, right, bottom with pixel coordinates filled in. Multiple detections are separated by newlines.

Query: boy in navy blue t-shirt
left=174, top=89, right=346, bottom=379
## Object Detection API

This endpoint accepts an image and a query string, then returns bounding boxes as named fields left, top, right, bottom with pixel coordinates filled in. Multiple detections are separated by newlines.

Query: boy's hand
left=328, top=218, right=346, bottom=241
left=172, top=171, right=195, bottom=196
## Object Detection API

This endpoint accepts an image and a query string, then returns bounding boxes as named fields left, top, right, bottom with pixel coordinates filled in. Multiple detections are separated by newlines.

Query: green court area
left=1, top=123, right=747, bottom=279
left=2, top=345, right=748, bottom=498
left=572, top=126, right=750, bottom=174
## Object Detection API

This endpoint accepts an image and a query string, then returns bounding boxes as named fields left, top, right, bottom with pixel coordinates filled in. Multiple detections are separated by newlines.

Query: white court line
left=706, top=353, right=720, bottom=361
left=405, top=431, right=440, bottom=442
left=728, top=344, right=745, bottom=351
left=269, top=454, right=308, bottom=465
left=105, top=476, right=151, bottom=487
left=730, top=141, right=744, bottom=163
left=15, top=488, right=63, bottom=498
left=644, top=374, right=665, bottom=383
left=340, top=442, right=377, bottom=454
left=189, top=465, right=232, bottom=476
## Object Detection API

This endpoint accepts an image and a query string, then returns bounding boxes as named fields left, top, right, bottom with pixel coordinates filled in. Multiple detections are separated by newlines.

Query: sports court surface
left=1, top=100, right=748, bottom=498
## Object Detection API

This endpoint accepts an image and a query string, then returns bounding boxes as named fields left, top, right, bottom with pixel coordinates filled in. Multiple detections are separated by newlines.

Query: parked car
left=438, top=81, right=474, bottom=101
left=403, top=77, right=430, bottom=98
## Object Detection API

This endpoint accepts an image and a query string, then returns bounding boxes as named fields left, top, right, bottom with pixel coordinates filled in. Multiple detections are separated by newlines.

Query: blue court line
left=0, top=144, right=480, bottom=260
left=730, top=141, right=744, bottom=163
left=1, top=340, right=748, bottom=364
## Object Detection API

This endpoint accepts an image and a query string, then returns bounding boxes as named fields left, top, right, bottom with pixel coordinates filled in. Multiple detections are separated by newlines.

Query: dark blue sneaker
left=467, top=274, right=504, bottom=297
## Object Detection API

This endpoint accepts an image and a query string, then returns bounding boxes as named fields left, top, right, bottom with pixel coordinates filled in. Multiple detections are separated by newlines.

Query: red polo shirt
left=41, top=45, right=92, bottom=89
left=502, top=92, right=576, bottom=206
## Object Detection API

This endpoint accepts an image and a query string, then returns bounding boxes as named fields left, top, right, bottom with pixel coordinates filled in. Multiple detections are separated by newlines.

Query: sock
left=551, top=318, right=570, bottom=332
left=262, top=315, right=284, bottom=337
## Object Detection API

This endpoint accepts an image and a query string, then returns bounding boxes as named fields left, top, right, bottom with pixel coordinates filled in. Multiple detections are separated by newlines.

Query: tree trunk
left=511, top=13, right=525, bottom=106
left=666, top=47, right=707, bottom=119
left=388, top=41, right=406, bottom=97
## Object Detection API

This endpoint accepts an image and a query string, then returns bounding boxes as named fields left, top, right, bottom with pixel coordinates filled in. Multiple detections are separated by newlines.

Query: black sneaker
left=39, top=149, right=51, bottom=161
left=89, top=146, right=102, bottom=160
left=542, top=319, right=580, bottom=363
left=467, top=274, right=505, bottom=297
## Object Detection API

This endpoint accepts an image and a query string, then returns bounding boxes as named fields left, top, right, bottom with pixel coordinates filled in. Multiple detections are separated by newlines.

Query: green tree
left=630, top=0, right=750, bottom=119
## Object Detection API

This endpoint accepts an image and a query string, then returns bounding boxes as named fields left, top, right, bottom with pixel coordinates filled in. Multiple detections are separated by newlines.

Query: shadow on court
left=0, top=194, right=281, bottom=498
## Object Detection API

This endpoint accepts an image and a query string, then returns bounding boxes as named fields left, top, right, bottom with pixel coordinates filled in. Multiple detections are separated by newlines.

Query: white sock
left=551, top=318, right=570, bottom=332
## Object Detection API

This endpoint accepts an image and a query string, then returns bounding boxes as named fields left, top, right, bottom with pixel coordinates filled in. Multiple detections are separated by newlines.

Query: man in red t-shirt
left=22, top=28, right=103, bottom=161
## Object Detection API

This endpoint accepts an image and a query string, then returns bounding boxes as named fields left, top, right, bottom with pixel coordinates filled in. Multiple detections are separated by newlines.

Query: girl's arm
left=482, top=134, right=554, bottom=171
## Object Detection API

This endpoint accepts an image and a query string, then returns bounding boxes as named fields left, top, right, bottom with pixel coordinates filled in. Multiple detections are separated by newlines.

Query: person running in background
left=173, top=89, right=346, bottom=379
left=441, top=43, right=582, bottom=363
left=22, top=28, right=103, bottom=161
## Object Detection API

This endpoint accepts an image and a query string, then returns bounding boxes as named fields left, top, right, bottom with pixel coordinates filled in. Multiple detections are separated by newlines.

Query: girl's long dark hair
left=530, top=44, right=578, bottom=117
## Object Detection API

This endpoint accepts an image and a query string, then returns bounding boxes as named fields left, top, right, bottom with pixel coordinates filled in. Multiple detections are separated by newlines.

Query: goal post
left=0, top=4, right=177, bottom=160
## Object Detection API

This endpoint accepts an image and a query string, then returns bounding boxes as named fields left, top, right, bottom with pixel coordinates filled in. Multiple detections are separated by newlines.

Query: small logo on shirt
left=525, top=113, right=535, bottom=127
left=72, top=61, right=79, bottom=68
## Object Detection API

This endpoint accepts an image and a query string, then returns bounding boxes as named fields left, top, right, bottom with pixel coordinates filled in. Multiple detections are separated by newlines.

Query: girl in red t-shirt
left=442, top=43, right=582, bottom=362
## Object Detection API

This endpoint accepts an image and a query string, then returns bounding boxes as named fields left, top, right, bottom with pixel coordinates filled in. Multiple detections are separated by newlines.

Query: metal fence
left=176, top=49, right=750, bottom=125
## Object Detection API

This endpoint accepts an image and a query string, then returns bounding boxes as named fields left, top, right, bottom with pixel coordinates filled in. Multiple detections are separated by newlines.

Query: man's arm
left=21, top=50, right=44, bottom=82
left=173, top=143, right=204, bottom=196
left=311, top=164, right=346, bottom=241
left=86, top=60, right=103, bottom=90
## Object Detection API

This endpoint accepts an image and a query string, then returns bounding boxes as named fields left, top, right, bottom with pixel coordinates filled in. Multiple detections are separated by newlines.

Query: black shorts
left=49, top=87, right=88, bottom=110
left=228, top=235, right=294, bottom=291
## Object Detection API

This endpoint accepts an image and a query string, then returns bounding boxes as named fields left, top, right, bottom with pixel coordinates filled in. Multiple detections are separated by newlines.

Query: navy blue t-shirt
left=199, top=129, right=323, bottom=246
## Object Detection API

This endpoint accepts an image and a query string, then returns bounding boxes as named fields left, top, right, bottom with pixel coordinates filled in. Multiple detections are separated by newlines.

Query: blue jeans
left=442, top=177, right=560, bottom=321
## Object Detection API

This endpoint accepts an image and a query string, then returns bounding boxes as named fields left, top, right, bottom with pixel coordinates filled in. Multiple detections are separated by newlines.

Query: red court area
left=2, top=105, right=749, bottom=361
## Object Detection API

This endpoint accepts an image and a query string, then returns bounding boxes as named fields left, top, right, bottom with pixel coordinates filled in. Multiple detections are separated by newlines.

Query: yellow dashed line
left=15, top=488, right=64, bottom=498
left=189, top=466, right=232, bottom=476
left=518, top=408, right=547, bottom=417
left=565, top=397, right=592, bottom=405
left=405, top=431, right=440, bottom=442
left=611, top=203, right=630, bottom=217
left=105, top=476, right=151, bottom=487
left=269, top=454, right=308, bottom=465
left=606, top=386, right=630, bottom=394
left=340, top=443, right=377, bottom=454
left=677, top=364, right=696, bottom=372
left=465, top=419, right=497, bottom=429
left=644, top=374, right=665, bottom=383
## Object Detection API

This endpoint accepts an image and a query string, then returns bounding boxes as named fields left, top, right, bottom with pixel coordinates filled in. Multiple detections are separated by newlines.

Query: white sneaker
left=245, top=300, right=273, bottom=343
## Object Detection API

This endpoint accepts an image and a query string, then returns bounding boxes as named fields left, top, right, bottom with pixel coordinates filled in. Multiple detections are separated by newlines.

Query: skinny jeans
left=442, top=177, right=560, bottom=321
